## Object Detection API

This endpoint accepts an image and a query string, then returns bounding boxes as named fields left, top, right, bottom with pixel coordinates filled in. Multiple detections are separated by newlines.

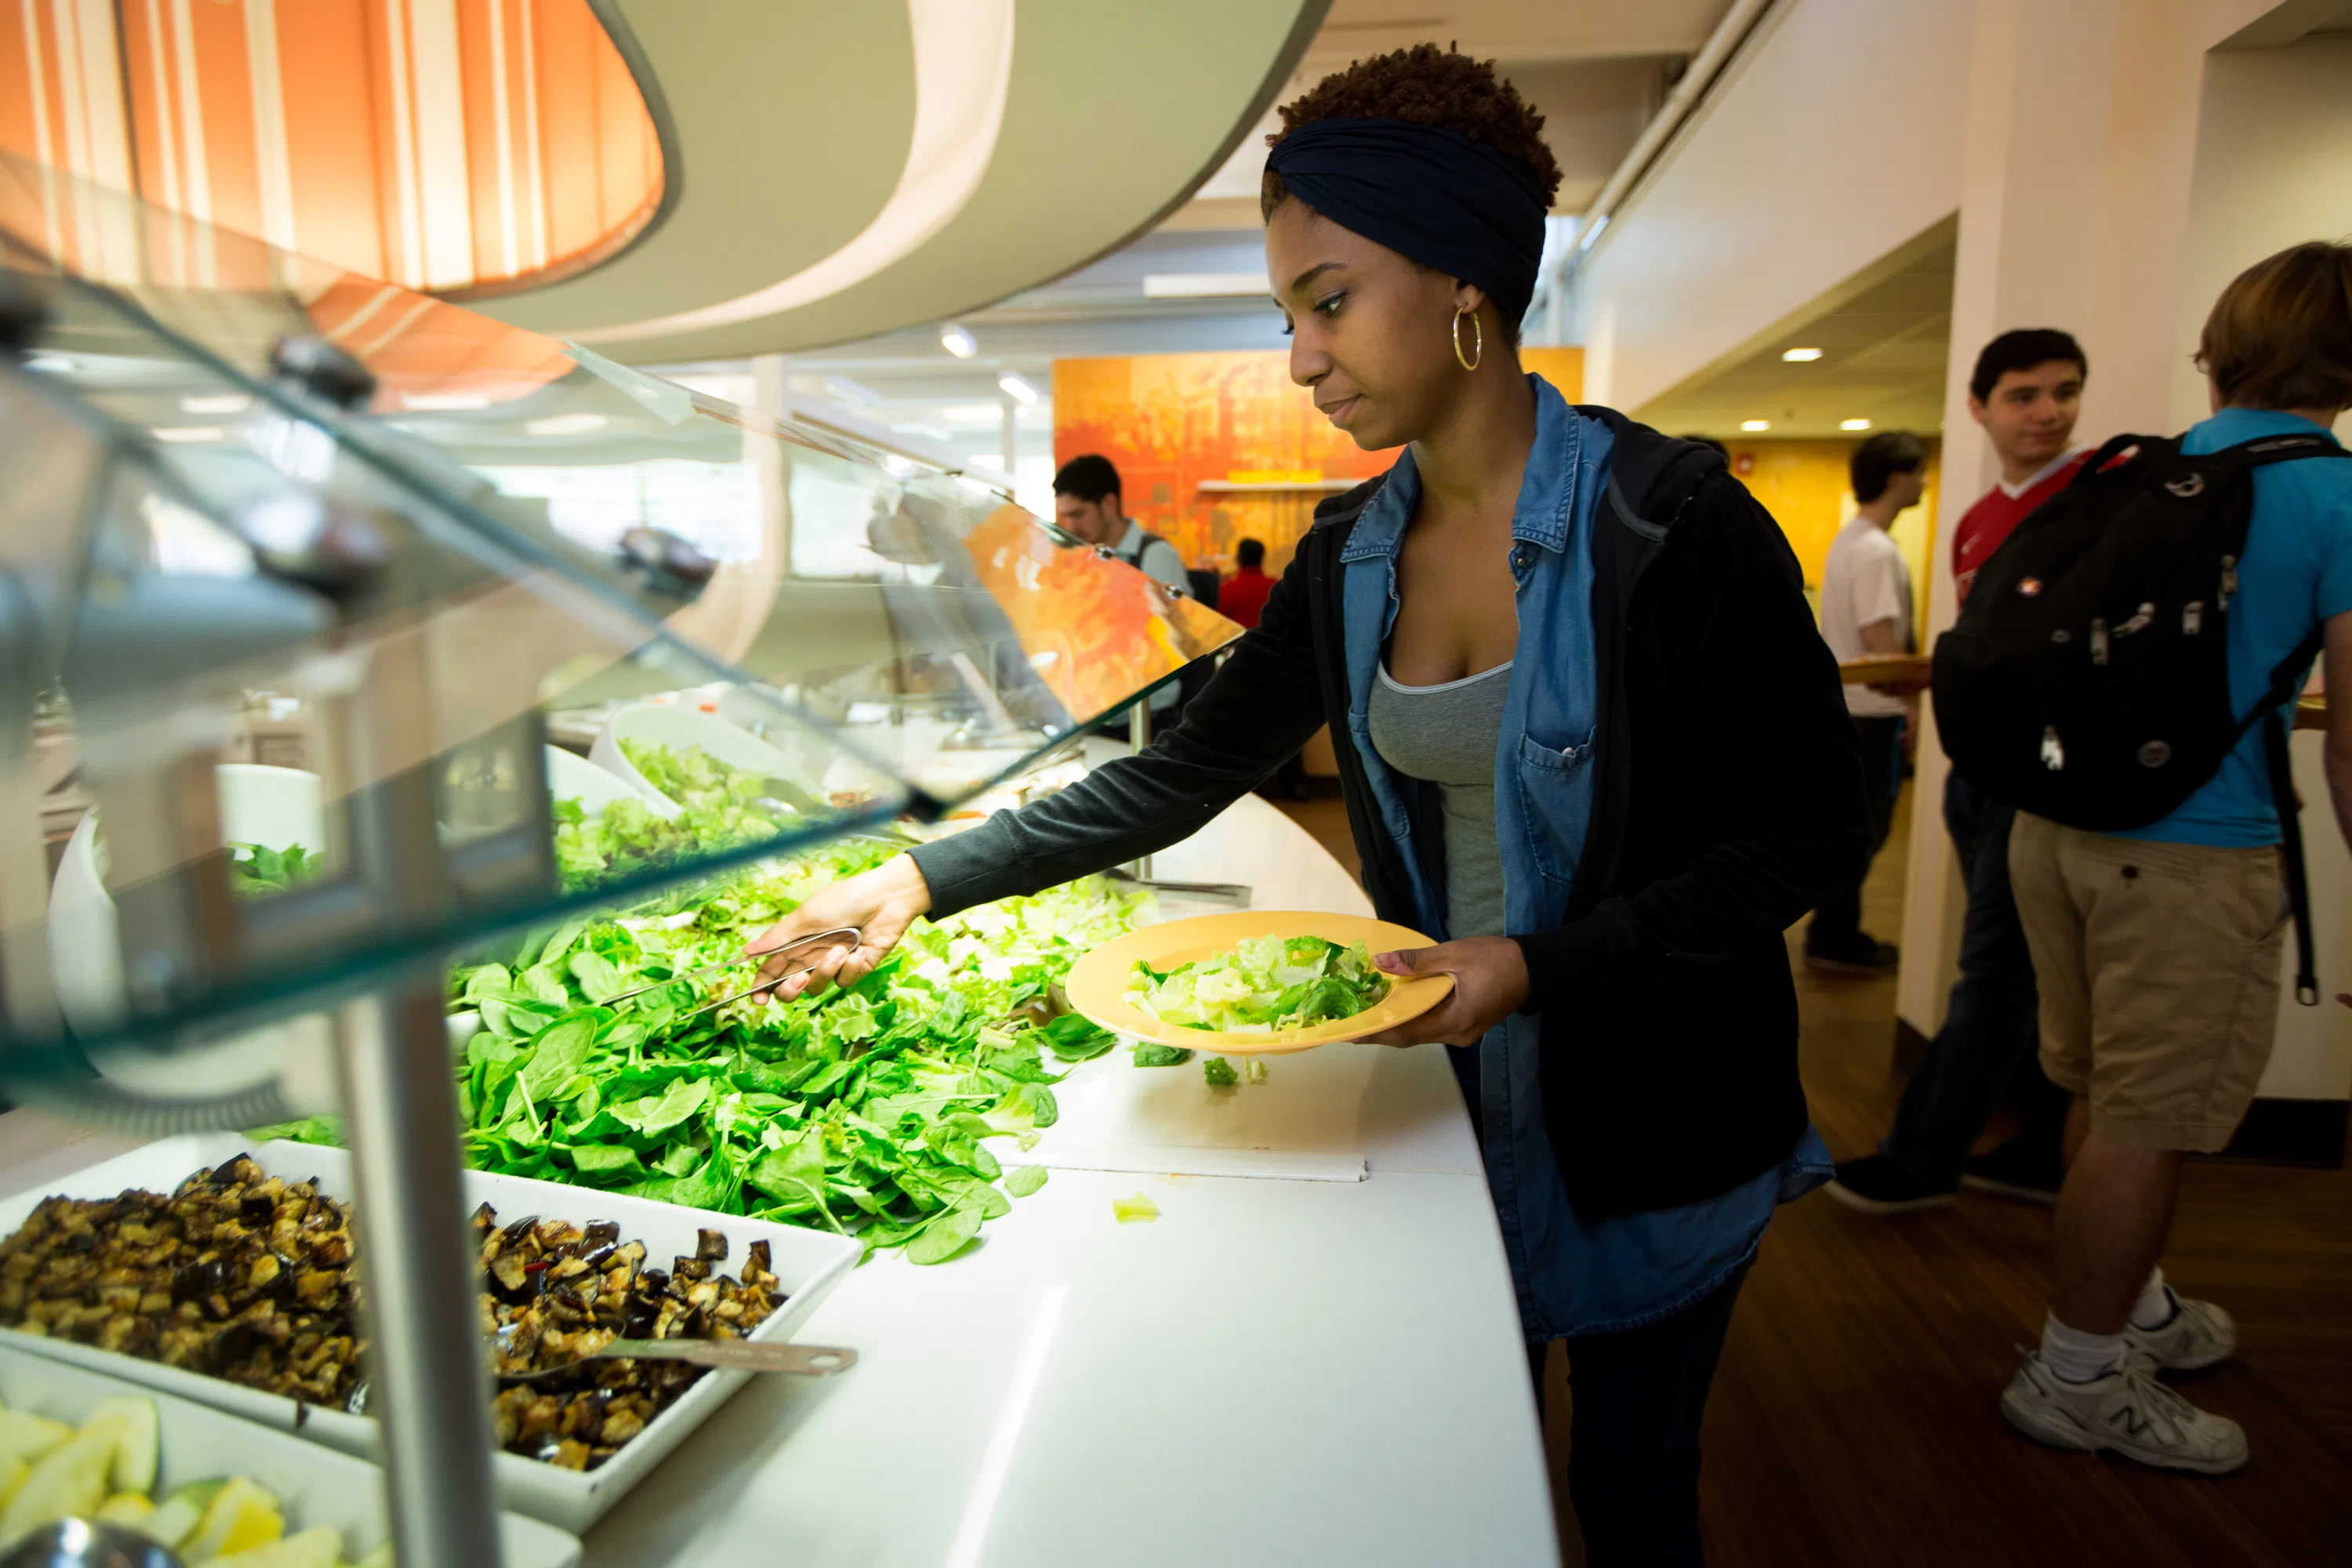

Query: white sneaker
left=2000, top=1349, right=2249, bottom=1475
left=2124, top=1294, right=2237, bottom=1372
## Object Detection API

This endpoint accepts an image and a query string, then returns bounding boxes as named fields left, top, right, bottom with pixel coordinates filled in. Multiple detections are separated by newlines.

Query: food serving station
left=0, top=159, right=1553, bottom=1566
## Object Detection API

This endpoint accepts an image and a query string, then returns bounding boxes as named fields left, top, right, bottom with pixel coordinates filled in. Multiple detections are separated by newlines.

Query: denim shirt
left=1342, top=374, right=1830, bottom=1341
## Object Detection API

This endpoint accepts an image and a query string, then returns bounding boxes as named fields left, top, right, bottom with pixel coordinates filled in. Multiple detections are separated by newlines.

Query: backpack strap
left=2213, top=435, right=2348, bottom=1007
left=2246, top=626, right=2328, bottom=1006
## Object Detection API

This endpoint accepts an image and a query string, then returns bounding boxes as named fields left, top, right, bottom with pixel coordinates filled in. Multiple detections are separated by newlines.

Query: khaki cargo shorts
left=2009, top=811, right=2285, bottom=1152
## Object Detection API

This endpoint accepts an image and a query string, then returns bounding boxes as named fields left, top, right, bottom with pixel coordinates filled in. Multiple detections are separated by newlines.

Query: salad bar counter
left=0, top=782, right=1555, bottom=1566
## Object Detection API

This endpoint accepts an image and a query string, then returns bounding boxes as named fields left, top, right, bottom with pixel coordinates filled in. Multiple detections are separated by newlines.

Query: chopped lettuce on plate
left=1123, top=935, right=1388, bottom=1035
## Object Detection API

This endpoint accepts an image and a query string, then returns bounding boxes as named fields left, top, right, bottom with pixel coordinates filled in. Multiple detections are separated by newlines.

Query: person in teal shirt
left=2003, top=240, right=2352, bottom=1476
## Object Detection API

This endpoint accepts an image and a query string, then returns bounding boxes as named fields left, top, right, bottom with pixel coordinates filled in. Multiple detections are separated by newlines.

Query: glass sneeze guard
left=0, top=151, right=1243, bottom=1079
left=1, top=151, right=1240, bottom=1568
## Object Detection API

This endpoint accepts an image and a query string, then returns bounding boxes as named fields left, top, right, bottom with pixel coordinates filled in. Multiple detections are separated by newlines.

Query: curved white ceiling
left=570, top=0, right=1014, bottom=344
left=481, top=0, right=1327, bottom=361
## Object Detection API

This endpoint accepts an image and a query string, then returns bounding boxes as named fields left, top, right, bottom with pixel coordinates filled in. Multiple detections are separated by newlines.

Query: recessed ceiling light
left=996, top=372, right=1039, bottom=405
left=401, top=390, right=492, bottom=411
left=1781, top=347, right=1823, bottom=362
left=1142, top=273, right=1268, bottom=299
left=1840, top=417, right=1872, bottom=431
left=1740, top=419, right=1771, bottom=433
left=179, top=393, right=250, bottom=415
left=25, top=353, right=74, bottom=373
left=939, top=323, right=977, bottom=359
left=151, top=425, right=227, bottom=443
left=524, top=412, right=608, bottom=437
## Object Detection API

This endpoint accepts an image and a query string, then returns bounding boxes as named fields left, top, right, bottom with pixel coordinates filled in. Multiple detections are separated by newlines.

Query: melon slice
left=179, top=1475, right=285, bottom=1561
left=0, top=1414, right=127, bottom=1544
left=87, top=1396, right=158, bottom=1494
left=197, top=1524, right=343, bottom=1568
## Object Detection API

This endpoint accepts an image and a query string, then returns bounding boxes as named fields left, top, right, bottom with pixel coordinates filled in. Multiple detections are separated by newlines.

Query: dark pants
left=1530, top=1264, right=1751, bottom=1568
left=1881, top=771, right=2070, bottom=1185
left=1809, top=714, right=1905, bottom=950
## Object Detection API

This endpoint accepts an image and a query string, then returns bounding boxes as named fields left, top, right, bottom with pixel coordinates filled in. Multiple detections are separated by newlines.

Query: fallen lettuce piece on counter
left=1201, top=1056, right=1238, bottom=1087
left=1125, top=935, right=1388, bottom=1034
left=1112, top=1192, right=1159, bottom=1224
left=1130, top=1042, right=1193, bottom=1068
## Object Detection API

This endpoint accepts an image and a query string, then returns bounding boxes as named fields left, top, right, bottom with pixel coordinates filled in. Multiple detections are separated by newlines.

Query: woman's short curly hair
left=1260, top=44, right=1563, bottom=221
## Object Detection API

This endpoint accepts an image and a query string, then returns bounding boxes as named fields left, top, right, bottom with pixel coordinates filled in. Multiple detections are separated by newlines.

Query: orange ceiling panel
left=1, top=0, right=664, bottom=298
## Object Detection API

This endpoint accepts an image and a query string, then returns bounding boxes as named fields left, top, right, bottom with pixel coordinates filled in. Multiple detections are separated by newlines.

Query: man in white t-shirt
left=1808, top=430, right=1929, bottom=973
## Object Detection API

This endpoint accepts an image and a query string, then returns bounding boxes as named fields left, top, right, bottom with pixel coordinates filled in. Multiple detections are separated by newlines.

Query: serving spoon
left=0, top=1521, right=183, bottom=1568
left=492, top=1336, right=856, bottom=1385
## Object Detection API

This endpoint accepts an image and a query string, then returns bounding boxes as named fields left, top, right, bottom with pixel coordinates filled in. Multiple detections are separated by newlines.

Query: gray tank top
left=1367, top=661, right=1511, bottom=939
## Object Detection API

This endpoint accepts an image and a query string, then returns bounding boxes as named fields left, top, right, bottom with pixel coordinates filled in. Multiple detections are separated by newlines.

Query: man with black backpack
left=1935, top=241, right=2352, bottom=1473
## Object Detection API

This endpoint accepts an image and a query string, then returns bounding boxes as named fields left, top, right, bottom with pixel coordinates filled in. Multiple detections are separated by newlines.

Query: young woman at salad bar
left=751, top=47, right=1869, bottom=1565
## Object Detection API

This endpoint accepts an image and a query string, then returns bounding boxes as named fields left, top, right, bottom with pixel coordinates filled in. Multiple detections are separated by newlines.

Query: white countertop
left=0, top=776, right=1557, bottom=1567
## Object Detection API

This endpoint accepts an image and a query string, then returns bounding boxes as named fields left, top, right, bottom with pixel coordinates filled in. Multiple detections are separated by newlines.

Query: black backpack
left=1932, top=430, right=2350, bottom=1005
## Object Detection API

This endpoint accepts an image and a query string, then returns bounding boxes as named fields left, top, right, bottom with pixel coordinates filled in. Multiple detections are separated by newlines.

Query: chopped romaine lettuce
left=1125, top=935, right=1388, bottom=1034
left=1201, top=1055, right=1237, bottom=1087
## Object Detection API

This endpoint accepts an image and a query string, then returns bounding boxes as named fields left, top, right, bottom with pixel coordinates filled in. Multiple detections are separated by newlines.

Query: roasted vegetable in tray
left=474, top=1205, right=783, bottom=1471
left=0, top=1157, right=786, bottom=1472
left=0, top=1158, right=361, bottom=1405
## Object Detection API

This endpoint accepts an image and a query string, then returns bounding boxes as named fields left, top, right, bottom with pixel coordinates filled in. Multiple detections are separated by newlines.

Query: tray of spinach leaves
left=260, top=837, right=1142, bottom=1265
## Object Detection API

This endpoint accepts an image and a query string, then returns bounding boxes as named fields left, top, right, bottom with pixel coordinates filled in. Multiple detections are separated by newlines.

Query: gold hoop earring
left=1452, top=305, right=1483, bottom=372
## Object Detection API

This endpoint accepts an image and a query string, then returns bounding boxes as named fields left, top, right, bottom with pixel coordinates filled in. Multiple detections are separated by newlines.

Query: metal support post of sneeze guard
left=1123, top=694, right=1153, bottom=882
left=332, top=624, right=506, bottom=1568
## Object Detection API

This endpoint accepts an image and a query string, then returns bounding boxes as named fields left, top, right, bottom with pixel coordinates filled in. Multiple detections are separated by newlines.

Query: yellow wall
left=1726, top=437, right=1941, bottom=621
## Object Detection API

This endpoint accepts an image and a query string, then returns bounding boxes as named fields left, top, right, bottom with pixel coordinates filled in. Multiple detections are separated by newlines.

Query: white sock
left=2041, top=1312, right=2125, bottom=1384
left=2129, top=1267, right=2176, bottom=1330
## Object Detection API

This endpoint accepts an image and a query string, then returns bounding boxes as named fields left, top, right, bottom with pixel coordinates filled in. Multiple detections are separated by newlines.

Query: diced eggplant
left=695, top=1229, right=728, bottom=1262
left=582, top=1220, right=621, bottom=1248
left=745, top=1240, right=772, bottom=1276
left=488, top=1249, right=533, bottom=1301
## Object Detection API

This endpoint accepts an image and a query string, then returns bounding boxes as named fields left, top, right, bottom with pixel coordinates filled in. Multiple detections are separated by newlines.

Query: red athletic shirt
left=1951, top=450, right=2092, bottom=604
left=1220, top=566, right=1274, bottom=630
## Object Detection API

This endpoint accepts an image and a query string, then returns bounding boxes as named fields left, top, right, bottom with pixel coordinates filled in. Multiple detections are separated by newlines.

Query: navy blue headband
left=1264, top=117, right=1548, bottom=323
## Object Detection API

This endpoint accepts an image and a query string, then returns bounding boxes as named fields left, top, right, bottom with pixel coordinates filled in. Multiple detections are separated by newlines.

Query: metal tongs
left=601, top=927, right=863, bottom=1019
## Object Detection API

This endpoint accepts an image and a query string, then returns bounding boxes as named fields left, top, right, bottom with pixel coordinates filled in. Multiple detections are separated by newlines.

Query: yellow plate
left=1062, top=910, right=1453, bottom=1055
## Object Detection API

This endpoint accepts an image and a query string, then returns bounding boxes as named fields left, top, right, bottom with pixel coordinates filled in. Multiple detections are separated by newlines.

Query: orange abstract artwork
left=962, top=506, right=1240, bottom=723
left=1053, top=348, right=1582, bottom=575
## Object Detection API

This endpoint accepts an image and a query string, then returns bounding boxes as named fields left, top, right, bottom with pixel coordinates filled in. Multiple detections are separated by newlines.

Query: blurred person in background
left=1829, top=330, right=2087, bottom=1214
left=1998, top=242, right=2352, bottom=1474
left=1806, top=430, right=1929, bottom=975
left=1055, top=454, right=1186, bottom=724
left=750, top=45, right=1868, bottom=1565
left=1222, top=536, right=1276, bottom=629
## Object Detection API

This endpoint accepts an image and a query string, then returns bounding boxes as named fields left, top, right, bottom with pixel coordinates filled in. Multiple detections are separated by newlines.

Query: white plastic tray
left=0, top=1134, right=861, bottom=1533
left=0, top=1341, right=581, bottom=1566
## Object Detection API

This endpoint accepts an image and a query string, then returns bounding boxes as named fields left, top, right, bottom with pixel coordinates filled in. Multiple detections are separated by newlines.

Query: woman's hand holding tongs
left=746, top=855, right=934, bottom=1001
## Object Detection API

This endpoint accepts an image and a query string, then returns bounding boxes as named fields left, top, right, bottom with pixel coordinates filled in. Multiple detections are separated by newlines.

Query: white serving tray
left=0, top=1341, right=582, bottom=1566
left=0, top=1134, right=862, bottom=1534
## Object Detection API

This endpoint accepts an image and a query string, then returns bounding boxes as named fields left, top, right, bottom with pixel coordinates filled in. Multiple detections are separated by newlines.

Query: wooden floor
left=1276, top=782, right=2352, bottom=1567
